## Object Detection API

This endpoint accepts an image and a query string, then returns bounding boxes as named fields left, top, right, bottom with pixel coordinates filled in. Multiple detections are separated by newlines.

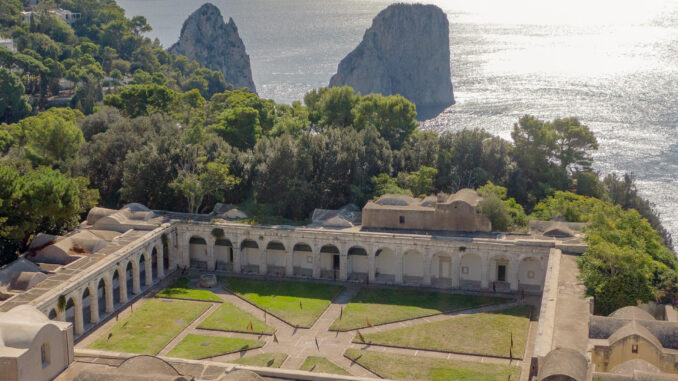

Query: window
left=632, top=344, right=638, bottom=353
left=527, top=271, right=535, bottom=279
left=461, top=266, right=469, bottom=275
left=306, top=255, right=313, bottom=264
left=399, top=216, right=405, bottom=224
left=41, top=342, right=50, bottom=367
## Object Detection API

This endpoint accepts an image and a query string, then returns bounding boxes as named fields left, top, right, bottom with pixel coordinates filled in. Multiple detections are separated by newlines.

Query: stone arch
left=519, top=256, right=544, bottom=292
left=292, top=242, right=313, bottom=277
left=240, top=239, right=260, bottom=274
left=460, top=252, right=482, bottom=289
left=347, top=246, right=368, bottom=282
left=82, top=285, right=97, bottom=326
left=126, top=258, right=140, bottom=295
left=189, top=235, right=209, bottom=270
left=64, top=295, right=81, bottom=334
left=319, top=244, right=340, bottom=279
left=375, top=247, right=396, bottom=283
left=112, top=267, right=125, bottom=306
left=265, top=240, right=286, bottom=276
left=431, top=252, right=453, bottom=287
left=96, top=278, right=107, bottom=316
left=214, top=238, right=233, bottom=271
left=402, top=249, right=424, bottom=284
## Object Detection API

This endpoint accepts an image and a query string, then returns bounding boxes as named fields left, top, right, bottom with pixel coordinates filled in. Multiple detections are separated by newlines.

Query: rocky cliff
left=170, top=3, right=256, bottom=93
left=329, top=4, right=454, bottom=109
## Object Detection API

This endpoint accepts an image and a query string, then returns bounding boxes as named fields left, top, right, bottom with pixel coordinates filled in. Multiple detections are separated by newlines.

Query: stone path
left=552, top=253, right=590, bottom=353
left=76, top=278, right=539, bottom=380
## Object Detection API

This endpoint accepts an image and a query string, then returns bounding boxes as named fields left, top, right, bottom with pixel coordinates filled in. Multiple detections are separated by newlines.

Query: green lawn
left=359, top=305, right=532, bottom=358
left=198, top=302, right=275, bottom=334
left=88, top=299, right=210, bottom=355
left=300, top=356, right=350, bottom=375
left=166, top=334, right=264, bottom=360
left=344, top=349, right=520, bottom=381
left=156, top=277, right=223, bottom=302
left=225, top=278, right=342, bottom=328
left=330, top=287, right=511, bottom=331
left=231, top=353, right=288, bottom=368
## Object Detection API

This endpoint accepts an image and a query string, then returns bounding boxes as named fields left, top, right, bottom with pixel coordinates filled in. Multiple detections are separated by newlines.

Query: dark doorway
left=333, top=255, right=340, bottom=270
left=497, top=265, right=506, bottom=282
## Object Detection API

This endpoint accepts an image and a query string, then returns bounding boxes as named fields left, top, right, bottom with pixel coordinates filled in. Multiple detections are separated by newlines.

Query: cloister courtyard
left=76, top=273, right=538, bottom=381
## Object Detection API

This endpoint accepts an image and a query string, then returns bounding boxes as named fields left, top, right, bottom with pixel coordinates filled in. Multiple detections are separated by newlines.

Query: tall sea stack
left=170, top=3, right=256, bottom=93
left=329, top=4, right=454, bottom=109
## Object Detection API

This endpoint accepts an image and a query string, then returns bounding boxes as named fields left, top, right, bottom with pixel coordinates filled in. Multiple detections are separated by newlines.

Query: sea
left=117, top=0, right=678, bottom=244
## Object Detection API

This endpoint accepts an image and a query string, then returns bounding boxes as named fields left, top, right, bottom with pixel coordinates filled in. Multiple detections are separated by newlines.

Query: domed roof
left=117, top=355, right=180, bottom=375
left=219, top=370, right=264, bottom=381
left=375, top=194, right=416, bottom=206
left=609, top=306, right=655, bottom=321
left=539, top=347, right=588, bottom=381
left=447, top=188, right=482, bottom=206
left=121, top=203, right=151, bottom=212
left=609, top=321, right=663, bottom=350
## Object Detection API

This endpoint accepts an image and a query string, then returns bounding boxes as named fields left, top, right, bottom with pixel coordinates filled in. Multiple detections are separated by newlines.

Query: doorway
left=497, top=264, right=506, bottom=282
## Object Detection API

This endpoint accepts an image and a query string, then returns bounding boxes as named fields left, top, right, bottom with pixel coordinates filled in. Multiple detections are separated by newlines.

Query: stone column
left=232, top=245, right=242, bottom=273
left=395, top=247, right=403, bottom=284
left=368, top=247, right=376, bottom=283
left=312, top=246, right=321, bottom=279
left=207, top=237, right=216, bottom=271
left=480, top=253, right=490, bottom=289
left=259, top=245, right=267, bottom=275
left=451, top=254, right=461, bottom=289
left=74, top=295, right=84, bottom=335
left=156, top=243, right=165, bottom=279
left=285, top=244, right=294, bottom=277
left=132, top=261, right=141, bottom=295
left=119, top=266, right=128, bottom=304
left=509, top=258, right=520, bottom=291
left=144, top=252, right=153, bottom=287
left=105, top=276, right=114, bottom=313
left=89, top=284, right=99, bottom=324
left=339, top=253, right=348, bottom=281
left=422, top=249, right=432, bottom=286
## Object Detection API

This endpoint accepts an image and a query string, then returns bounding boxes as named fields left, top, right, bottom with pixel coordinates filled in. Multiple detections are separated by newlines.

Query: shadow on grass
left=222, top=277, right=341, bottom=300
left=347, top=287, right=513, bottom=312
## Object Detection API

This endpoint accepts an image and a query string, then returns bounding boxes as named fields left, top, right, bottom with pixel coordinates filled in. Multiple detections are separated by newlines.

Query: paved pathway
left=552, top=253, right=590, bottom=353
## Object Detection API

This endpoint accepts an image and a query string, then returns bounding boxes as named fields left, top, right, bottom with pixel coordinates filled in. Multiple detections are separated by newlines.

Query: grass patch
left=330, top=287, right=510, bottom=331
left=225, top=278, right=342, bottom=328
left=166, top=334, right=263, bottom=360
left=300, top=356, right=350, bottom=375
left=345, top=349, right=520, bottom=381
left=231, top=353, right=288, bottom=368
left=88, top=299, right=210, bottom=355
left=198, top=302, right=275, bottom=334
left=359, top=305, right=532, bottom=358
left=156, top=277, right=222, bottom=302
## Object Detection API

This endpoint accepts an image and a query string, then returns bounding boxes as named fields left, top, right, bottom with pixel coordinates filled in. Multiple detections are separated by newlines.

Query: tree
left=0, top=68, right=32, bottom=124
left=304, top=86, right=356, bottom=128
left=352, top=94, right=418, bottom=149
left=211, top=106, right=261, bottom=150
left=23, top=112, right=85, bottom=167
left=578, top=240, right=655, bottom=315
left=104, top=84, right=178, bottom=117
left=371, top=174, right=411, bottom=197
left=405, top=166, right=438, bottom=197
left=0, top=164, right=98, bottom=259
left=171, top=158, right=240, bottom=214
left=477, top=182, right=526, bottom=231
left=0, top=0, right=23, bottom=26
left=552, top=117, right=598, bottom=172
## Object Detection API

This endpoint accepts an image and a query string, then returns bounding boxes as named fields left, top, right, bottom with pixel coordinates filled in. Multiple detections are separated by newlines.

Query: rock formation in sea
left=169, top=3, right=256, bottom=93
left=329, top=3, right=454, bottom=109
